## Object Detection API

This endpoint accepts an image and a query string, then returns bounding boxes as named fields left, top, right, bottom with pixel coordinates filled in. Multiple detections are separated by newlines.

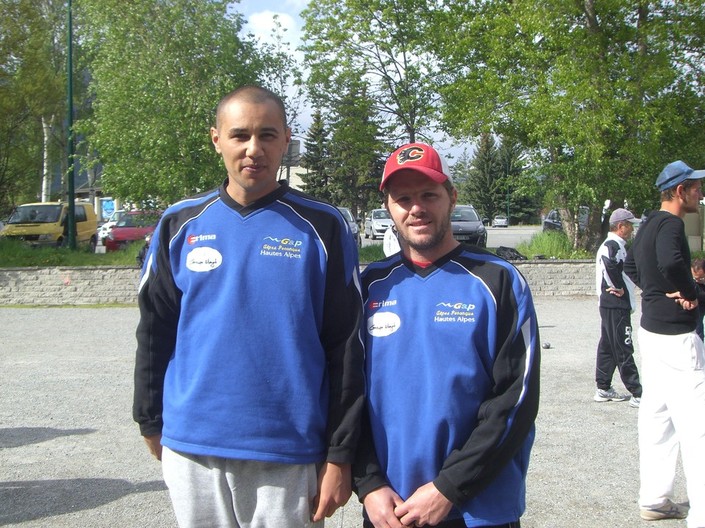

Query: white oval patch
left=367, top=311, right=401, bottom=337
left=186, top=247, right=222, bottom=272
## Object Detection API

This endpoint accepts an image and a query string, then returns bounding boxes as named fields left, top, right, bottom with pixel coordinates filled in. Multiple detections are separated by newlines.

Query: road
left=361, top=225, right=541, bottom=249
left=0, top=298, right=687, bottom=527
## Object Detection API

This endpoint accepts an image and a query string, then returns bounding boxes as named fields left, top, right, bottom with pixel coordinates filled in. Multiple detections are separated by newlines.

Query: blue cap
left=655, top=160, right=705, bottom=192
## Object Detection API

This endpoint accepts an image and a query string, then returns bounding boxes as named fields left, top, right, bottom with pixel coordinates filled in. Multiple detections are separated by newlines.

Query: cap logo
left=397, top=146, right=424, bottom=165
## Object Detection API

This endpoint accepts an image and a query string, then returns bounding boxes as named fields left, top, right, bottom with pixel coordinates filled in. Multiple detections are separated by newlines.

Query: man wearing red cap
left=353, top=142, right=541, bottom=528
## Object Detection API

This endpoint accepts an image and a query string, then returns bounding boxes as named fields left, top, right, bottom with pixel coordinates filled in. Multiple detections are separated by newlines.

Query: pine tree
left=301, top=110, right=332, bottom=202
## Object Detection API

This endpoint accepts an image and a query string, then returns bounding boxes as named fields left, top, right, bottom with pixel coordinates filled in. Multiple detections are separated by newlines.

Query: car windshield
left=117, top=213, right=159, bottom=228
left=373, top=210, right=390, bottom=219
left=337, top=208, right=354, bottom=222
left=8, top=204, right=62, bottom=224
left=451, top=208, right=479, bottom=222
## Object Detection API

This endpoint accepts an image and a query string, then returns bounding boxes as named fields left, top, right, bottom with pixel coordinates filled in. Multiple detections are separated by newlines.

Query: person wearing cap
left=353, top=142, right=540, bottom=528
left=593, top=207, right=642, bottom=407
left=624, top=160, right=705, bottom=524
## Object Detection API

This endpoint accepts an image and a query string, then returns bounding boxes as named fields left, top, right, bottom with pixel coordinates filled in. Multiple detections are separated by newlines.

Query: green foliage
left=516, top=231, right=593, bottom=260
left=359, top=244, right=385, bottom=264
left=75, top=0, right=265, bottom=205
left=455, top=134, right=541, bottom=224
left=301, top=110, right=333, bottom=202
left=326, top=81, right=388, bottom=214
left=456, top=133, right=503, bottom=220
left=0, top=237, right=143, bottom=267
left=0, top=0, right=67, bottom=211
left=301, top=0, right=438, bottom=143
left=428, top=0, right=705, bottom=248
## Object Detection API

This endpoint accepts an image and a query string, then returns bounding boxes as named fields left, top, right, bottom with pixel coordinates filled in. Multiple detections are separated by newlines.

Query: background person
left=593, top=208, right=642, bottom=407
left=133, top=85, right=365, bottom=527
left=691, top=258, right=705, bottom=341
left=354, top=142, right=540, bottom=528
left=624, top=160, right=705, bottom=525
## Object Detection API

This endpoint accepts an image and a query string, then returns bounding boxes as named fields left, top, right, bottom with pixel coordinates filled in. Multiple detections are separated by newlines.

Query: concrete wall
left=0, top=260, right=595, bottom=306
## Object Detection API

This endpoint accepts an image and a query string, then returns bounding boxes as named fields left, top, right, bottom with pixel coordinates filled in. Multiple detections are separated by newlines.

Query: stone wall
left=0, top=260, right=595, bottom=306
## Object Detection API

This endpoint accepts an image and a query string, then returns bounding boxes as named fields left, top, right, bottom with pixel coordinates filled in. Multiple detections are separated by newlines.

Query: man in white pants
left=625, top=160, right=705, bottom=526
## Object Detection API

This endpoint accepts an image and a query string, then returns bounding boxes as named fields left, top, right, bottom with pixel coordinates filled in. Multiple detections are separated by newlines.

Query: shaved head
left=215, top=85, right=288, bottom=131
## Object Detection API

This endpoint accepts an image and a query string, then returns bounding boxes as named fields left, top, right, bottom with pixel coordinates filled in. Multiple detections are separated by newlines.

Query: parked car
left=1, top=201, right=98, bottom=250
left=364, top=209, right=394, bottom=240
left=450, top=205, right=487, bottom=247
left=104, top=211, right=161, bottom=252
left=492, top=214, right=509, bottom=228
left=542, top=206, right=589, bottom=233
left=336, top=206, right=361, bottom=247
left=97, top=209, right=125, bottom=244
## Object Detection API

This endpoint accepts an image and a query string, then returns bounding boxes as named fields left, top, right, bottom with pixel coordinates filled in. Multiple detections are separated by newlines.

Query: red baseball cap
left=380, top=142, right=452, bottom=191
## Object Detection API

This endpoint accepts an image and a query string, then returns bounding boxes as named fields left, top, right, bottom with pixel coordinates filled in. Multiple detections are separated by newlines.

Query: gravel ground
left=0, top=297, right=688, bottom=527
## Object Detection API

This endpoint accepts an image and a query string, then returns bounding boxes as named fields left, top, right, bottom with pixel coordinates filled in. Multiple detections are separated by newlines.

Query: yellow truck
left=1, top=201, right=98, bottom=250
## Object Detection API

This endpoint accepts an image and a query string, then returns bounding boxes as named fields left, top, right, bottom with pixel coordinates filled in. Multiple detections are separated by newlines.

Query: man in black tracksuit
left=594, top=208, right=642, bottom=407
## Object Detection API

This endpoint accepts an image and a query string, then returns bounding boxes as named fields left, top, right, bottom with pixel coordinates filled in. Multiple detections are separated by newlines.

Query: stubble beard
left=400, top=216, right=452, bottom=252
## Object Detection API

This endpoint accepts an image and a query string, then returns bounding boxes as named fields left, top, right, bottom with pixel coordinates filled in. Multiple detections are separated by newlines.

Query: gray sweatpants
left=162, top=446, right=323, bottom=528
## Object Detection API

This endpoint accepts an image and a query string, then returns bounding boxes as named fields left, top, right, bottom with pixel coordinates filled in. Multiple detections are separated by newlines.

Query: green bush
left=0, top=238, right=143, bottom=267
left=515, top=231, right=593, bottom=260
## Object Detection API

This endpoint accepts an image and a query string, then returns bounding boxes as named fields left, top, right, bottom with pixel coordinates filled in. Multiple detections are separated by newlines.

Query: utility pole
left=66, top=0, right=76, bottom=249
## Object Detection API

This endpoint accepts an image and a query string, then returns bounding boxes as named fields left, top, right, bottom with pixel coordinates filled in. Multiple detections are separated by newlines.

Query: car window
left=451, top=208, right=479, bottom=222
left=372, top=210, right=390, bottom=219
left=8, top=204, right=62, bottom=224
left=75, top=206, right=87, bottom=223
left=337, top=207, right=354, bottom=222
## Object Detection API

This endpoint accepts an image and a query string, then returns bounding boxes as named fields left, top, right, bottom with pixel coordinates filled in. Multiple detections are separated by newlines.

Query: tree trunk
left=41, top=115, right=54, bottom=202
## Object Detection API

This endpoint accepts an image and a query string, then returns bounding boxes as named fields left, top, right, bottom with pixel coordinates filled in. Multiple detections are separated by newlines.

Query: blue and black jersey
left=354, top=244, right=540, bottom=527
left=133, top=180, right=365, bottom=465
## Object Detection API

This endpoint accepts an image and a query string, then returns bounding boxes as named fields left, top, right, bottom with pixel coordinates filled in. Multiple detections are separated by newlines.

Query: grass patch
left=515, top=231, right=593, bottom=260
left=359, top=244, right=385, bottom=263
left=0, top=238, right=143, bottom=267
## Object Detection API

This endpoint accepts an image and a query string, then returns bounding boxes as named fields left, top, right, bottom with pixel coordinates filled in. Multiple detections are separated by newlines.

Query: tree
left=326, top=81, right=388, bottom=217
left=496, top=137, right=541, bottom=225
left=457, top=133, right=503, bottom=221
left=300, top=110, right=333, bottom=202
left=428, top=0, right=705, bottom=248
left=75, top=0, right=266, bottom=205
left=301, top=0, right=438, bottom=144
left=0, top=0, right=67, bottom=212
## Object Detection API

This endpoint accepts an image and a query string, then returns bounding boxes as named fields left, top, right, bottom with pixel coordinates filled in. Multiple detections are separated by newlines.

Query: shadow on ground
left=0, top=478, right=166, bottom=525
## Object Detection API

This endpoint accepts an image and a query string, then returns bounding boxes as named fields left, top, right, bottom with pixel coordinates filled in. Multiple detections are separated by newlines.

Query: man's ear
left=210, top=127, right=221, bottom=154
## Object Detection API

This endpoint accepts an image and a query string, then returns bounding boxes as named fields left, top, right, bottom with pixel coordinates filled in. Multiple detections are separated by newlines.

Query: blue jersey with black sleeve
left=133, top=181, right=365, bottom=465
left=355, top=244, right=540, bottom=527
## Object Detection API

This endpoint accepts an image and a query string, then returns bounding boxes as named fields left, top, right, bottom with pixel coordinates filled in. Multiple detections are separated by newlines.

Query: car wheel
left=89, top=236, right=97, bottom=253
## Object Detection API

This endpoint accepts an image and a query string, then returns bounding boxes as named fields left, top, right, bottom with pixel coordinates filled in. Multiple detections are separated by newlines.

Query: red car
left=104, top=211, right=160, bottom=252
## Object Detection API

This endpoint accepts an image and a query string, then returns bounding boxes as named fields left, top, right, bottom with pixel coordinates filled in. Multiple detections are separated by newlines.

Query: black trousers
left=363, top=520, right=520, bottom=528
left=595, top=306, right=642, bottom=397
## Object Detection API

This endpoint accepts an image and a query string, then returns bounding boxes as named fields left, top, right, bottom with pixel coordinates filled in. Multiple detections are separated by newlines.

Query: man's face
left=693, top=268, right=705, bottom=285
left=681, top=180, right=703, bottom=214
left=616, top=221, right=634, bottom=240
left=385, top=170, right=457, bottom=259
left=211, top=99, right=290, bottom=205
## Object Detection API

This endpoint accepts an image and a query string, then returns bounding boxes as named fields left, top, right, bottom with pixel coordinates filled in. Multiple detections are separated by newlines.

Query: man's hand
left=312, top=462, right=352, bottom=521
left=607, top=287, right=624, bottom=297
left=394, top=482, right=453, bottom=527
left=362, top=486, right=404, bottom=528
left=143, top=434, right=162, bottom=460
left=666, top=291, right=699, bottom=311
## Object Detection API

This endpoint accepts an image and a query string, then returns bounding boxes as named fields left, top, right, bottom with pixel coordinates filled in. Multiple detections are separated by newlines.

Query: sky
left=236, top=0, right=306, bottom=56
